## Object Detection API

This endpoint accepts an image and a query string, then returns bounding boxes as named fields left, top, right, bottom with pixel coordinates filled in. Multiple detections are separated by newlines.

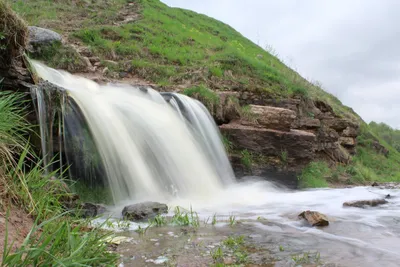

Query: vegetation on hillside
left=299, top=123, right=400, bottom=187
left=11, top=0, right=358, bottom=121
left=369, top=121, right=400, bottom=152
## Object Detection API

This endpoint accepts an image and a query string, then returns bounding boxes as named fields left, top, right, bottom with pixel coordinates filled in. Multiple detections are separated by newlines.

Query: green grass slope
left=9, top=0, right=400, bottom=187
left=11, top=0, right=357, bottom=120
left=299, top=123, right=400, bottom=187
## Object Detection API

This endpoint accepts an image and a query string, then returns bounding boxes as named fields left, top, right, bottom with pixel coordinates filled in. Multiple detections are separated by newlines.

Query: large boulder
left=27, top=26, right=62, bottom=51
left=122, top=202, right=168, bottom=221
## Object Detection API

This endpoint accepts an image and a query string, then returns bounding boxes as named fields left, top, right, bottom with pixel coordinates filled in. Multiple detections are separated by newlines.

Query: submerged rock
left=343, top=199, right=388, bottom=208
left=122, top=201, right=168, bottom=221
left=299, top=210, right=329, bottom=227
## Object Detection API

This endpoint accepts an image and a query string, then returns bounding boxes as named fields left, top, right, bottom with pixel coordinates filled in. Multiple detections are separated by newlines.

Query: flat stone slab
left=343, top=199, right=388, bottom=208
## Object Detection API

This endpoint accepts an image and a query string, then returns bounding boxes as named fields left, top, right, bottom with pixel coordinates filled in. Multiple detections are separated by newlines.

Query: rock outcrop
left=198, top=90, right=362, bottom=186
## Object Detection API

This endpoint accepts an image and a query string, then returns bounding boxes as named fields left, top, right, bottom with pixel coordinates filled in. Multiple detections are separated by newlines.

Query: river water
left=103, top=179, right=400, bottom=266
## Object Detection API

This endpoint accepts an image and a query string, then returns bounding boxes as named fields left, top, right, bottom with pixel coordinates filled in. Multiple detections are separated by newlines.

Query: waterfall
left=30, top=60, right=235, bottom=204
left=161, top=92, right=235, bottom=185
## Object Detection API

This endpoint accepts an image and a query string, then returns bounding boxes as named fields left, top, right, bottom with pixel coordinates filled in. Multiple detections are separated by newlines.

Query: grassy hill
left=11, top=0, right=358, bottom=118
left=9, top=0, right=400, bottom=187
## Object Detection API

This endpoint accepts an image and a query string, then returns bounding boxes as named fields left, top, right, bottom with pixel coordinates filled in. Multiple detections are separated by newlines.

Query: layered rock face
left=212, top=91, right=361, bottom=186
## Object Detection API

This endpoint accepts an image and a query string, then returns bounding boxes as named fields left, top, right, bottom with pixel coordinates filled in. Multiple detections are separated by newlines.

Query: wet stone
left=299, top=210, right=329, bottom=227
left=122, top=201, right=168, bottom=221
left=79, top=202, right=108, bottom=218
left=343, top=199, right=388, bottom=208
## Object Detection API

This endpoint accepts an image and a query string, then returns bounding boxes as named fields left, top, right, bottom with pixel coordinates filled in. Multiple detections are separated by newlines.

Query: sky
left=162, top=0, right=400, bottom=128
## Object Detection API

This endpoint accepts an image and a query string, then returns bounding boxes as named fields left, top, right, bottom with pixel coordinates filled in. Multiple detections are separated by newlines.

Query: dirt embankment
left=0, top=206, right=34, bottom=260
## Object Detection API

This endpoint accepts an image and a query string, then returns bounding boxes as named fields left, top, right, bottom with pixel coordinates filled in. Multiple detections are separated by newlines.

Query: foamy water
left=109, top=180, right=400, bottom=266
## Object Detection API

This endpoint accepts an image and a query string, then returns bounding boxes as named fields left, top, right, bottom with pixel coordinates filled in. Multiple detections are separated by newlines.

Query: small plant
left=280, top=149, right=288, bottom=165
left=152, top=214, right=167, bottom=226
left=291, top=86, right=309, bottom=98
left=223, top=235, right=245, bottom=249
left=135, top=224, right=152, bottom=236
left=210, top=247, right=224, bottom=263
left=291, top=251, right=321, bottom=265
left=240, top=105, right=258, bottom=123
left=229, top=215, right=236, bottom=226
left=234, top=251, right=248, bottom=264
left=222, top=134, right=233, bottom=153
left=240, top=149, right=253, bottom=169
left=212, top=213, right=217, bottom=225
left=279, top=245, right=285, bottom=251
left=172, top=206, right=200, bottom=227
left=119, top=220, right=130, bottom=229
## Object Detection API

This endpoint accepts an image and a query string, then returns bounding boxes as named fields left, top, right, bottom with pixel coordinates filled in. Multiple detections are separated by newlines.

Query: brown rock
left=262, top=98, right=301, bottom=111
left=314, top=100, right=334, bottom=113
left=215, top=91, right=241, bottom=123
left=220, top=123, right=316, bottom=162
left=343, top=199, right=388, bottom=208
left=342, top=126, right=359, bottom=137
left=241, top=105, right=297, bottom=131
left=299, top=210, right=329, bottom=227
left=89, top=56, right=100, bottom=64
left=325, top=118, right=359, bottom=131
left=339, top=137, right=356, bottom=147
left=317, top=127, right=340, bottom=142
left=82, top=56, right=94, bottom=71
left=103, top=60, right=118, bottom=66
left=297, top=117, right=321, bottom=129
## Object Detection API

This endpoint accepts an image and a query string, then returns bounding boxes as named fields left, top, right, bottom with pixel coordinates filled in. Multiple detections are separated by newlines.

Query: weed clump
left=0, top=0, right=27, bottom=65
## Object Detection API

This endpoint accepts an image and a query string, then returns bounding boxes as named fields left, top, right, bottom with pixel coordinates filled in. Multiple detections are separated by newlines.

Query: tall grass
left=0, top=91, right=32, bottom=209
left=0, top=89, right=118, bottom=265
left=298, top=161, right=330, bottom=188
left=2, top=212, right=118, bottom=266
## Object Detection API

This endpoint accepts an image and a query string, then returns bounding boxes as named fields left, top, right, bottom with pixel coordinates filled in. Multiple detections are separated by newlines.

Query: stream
left=96, top=179, right=400, bottom=267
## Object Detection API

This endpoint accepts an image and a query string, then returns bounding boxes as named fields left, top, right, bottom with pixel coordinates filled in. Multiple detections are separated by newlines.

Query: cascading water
left=161, top=92, right=235, bottom=185
left=30, top=60, right=235, bottom=204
